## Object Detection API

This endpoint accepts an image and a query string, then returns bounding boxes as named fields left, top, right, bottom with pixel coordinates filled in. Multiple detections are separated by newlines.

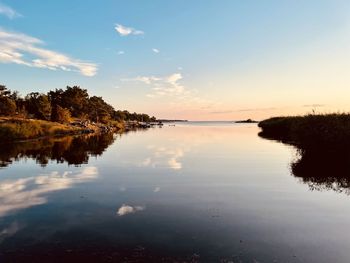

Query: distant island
left=0, top=84, right=157, bottom=142
left=235, top=119, right=259, bottom=123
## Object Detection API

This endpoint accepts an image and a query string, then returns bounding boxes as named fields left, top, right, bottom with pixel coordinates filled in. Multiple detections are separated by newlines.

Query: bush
left=259, top=113, right=350, bottom=152
left=52, top=105, right=71, bottom=123
left=0, top=97, right=16, bottom=116
left=0, top=119, right=80, bottom=141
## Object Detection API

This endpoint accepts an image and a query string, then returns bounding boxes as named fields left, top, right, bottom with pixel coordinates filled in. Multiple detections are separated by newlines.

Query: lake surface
left=1, top=122, right=350, bottom=262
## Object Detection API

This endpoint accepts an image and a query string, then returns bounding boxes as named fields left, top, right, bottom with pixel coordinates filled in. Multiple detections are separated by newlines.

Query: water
left=0, top=122, right=350, bottom=262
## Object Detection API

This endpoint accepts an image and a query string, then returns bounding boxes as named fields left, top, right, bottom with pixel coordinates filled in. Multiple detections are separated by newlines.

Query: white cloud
left=123, top=72, right=187, bottom=98
left=0, top=3, right=21, bottom=19
left=115, top=24, right=144, bottom=36
left=121, top=71, right=220, bottom=112
left=117, top=204, right=144, bottom=216
left=153, top=187, right=160, bottom=193
left=152, top=48, right=160, bottom=53
left=0, top=167, right=98, bottom=217
left=117, top=50, right=125, bottom=55
left=0, top=29, right=98, bottom=76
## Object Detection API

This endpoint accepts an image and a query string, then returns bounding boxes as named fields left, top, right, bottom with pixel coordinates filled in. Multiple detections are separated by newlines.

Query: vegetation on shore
left=0, top=118, right=84, bottom=141
left=258, top=113, right=350, bottom=151
left=259, top=113, right=350, bottom=194
left=0, top=84, right=156, bottom=141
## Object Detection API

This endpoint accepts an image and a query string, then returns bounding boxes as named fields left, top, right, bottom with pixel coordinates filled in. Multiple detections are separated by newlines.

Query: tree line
left=0, top=85, right=156, bottom=123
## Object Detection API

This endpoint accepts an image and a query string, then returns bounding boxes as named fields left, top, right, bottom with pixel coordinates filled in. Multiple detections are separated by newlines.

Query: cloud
left=116, top=204, right=144, bottom=216
left=117, top=50, right=125, bottom=55
left=0, top=29, right=98, bottom=76
left=115, top=24, right=144, bottom=36
left=152, top=48, right=160, bottom=53
left=0, top=3, right=21, bottom=19
left=153, top=187, right=160, bottom=193
left=123, top=72, right=187, bottom=98
left=303, top=104, right=325, bottom=107
left=135, top=76, right=161, bottom=84
left=210, top=107, right=278, bottom=114
left=121, top=72, right=220, bottom=111
left=0, top=167, right=98, bottom=217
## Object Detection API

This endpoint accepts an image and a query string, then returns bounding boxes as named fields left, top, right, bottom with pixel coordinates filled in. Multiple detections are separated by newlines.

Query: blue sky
left=1, top=1, right=350, bottom=120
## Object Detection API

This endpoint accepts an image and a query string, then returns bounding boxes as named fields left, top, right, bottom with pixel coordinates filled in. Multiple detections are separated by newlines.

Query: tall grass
left=258, top=113, right=350, bottom=152
left=259, top=113, right=350, bottom=193
left=0, top=118, right=81, bottom=141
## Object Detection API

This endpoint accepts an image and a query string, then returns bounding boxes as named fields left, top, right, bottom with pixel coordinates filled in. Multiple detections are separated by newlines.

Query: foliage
left=258, top=113, right=350, bottom=151
left=25, top=92, right=52, bottom=120
left=0, top=97, right=17, bottom=116
left=0, top=83, right=157, bottom=124
left=259, top=113, right=350, bottom=194
left=52, top=105, right=71, bottom=123
left=0, top=119, right=80, bottom=141
left=0, top=85, right=17, bottom=116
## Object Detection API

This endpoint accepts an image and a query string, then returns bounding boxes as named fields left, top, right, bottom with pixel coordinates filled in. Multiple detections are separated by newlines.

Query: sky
left=1, top=0, right=350, bottom=120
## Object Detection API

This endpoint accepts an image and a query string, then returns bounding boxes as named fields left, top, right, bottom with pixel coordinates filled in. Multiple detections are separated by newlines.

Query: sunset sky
left=1, top=0, right=350, bottom=120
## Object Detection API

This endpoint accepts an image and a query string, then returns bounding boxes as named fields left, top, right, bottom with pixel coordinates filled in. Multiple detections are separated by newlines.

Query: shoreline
left=0, top=117, right=123, bottom=144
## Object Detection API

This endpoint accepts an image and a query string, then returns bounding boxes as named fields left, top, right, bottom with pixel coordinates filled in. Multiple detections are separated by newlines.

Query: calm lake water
left=1, top=122, right=350, bottom=262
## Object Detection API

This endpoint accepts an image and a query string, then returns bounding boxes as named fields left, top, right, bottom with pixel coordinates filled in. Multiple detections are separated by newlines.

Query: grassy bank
left=259, top=114, right=350, bottom=192
left=0, top=118, right=87, bottom=141
left=258, top=113, right=350, bottom=151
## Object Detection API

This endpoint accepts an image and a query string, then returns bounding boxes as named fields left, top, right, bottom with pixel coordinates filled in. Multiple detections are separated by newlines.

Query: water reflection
left=1, top=124, right=350, bottom=262
left=259, top=132, right=350, bottom=194
left=116, top=204, right=145, bottom=216
left=0, top=133, right=116, bottom=167
left=140, top=145, right=186, bottom=170
left=0, top=166, right=98, bottom=217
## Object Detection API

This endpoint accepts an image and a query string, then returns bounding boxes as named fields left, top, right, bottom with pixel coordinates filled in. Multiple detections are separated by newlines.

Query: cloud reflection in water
left=0, top=166, right=98, bottom=217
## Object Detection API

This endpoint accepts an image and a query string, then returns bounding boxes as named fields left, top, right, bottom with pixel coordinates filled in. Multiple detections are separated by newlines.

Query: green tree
left=61, top=86, right=89, bottom=117
left=88, top=96, right=114, bottom=123
left=0, top=85, right=17, bottom=116
left=54, top=105, right=71, bottom=123
left=0, top=97, right=16, bottom=116
left=25, top=93, right=52, bottom=120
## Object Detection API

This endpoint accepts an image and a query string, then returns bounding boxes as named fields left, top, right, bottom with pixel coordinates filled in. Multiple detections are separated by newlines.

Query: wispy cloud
left=303, top=104, right=325, bottom=107
left=152, top=48, right=160, bottom=53
left=117, top=50, right=125, bottom=55
left=122, top=72, right=187, bottom=98
left=0, top=29, right=98, bottom=76
left=116, top=204, right=144, bottom=216
left=115, top=24, right=144, bottom=36
left=0, top=2, right=21, bottom=19
left=121, top=72, right=220, bottom=112
left=210, top=107, right=278, bottom=114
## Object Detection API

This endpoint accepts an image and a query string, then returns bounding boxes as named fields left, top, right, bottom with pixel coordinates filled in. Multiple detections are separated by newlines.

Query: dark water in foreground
left=0, top=122, right=350, bottom=262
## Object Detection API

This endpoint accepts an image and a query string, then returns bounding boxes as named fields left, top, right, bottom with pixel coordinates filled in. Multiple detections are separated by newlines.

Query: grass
left=0, top=117, right=82, bottom=142
left=258, top=113, right=350, bottom=193
left=258, top=113, right=350, bottom=152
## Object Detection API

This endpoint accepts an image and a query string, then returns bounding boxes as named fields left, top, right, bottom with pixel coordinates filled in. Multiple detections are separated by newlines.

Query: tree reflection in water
left=0, top=133, right=117, bottom=168
left=259, top=132, right=350, bottom=194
